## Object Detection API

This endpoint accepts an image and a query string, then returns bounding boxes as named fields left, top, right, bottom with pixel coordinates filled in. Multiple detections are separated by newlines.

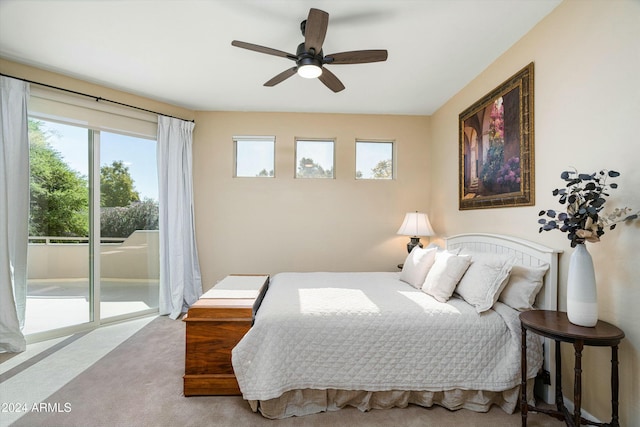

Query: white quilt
left=232, top=272, right=543, bottom=402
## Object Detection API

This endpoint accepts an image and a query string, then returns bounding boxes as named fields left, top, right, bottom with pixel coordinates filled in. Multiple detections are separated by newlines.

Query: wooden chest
left=183, top=274, right=269, bottom=396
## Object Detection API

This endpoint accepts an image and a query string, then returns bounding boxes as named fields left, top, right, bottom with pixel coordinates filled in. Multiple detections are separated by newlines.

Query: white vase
left=566, top=243, right=598, bottom=327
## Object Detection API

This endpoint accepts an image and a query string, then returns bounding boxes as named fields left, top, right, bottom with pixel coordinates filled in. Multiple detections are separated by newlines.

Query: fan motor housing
left=296, top=42, right=323, bottom=68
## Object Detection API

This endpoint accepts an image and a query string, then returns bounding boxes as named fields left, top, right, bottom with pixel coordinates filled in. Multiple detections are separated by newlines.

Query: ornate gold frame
left=459, top=62, right=534, bottom=210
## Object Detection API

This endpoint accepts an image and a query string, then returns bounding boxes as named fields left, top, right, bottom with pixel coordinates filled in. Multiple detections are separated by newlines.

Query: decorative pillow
left=422, top=251, right=471, bottom=302
left=400, top=246, right=438, bottom=289
left=499, top=263, right=549, bottom=311
left=455, top=252, right=516, bottom=313
left=425, top=242, right=443, bottom=251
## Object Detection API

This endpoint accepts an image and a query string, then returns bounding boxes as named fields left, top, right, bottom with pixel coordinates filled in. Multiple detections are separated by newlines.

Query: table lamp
left=397, top=211, right=435, bottom=253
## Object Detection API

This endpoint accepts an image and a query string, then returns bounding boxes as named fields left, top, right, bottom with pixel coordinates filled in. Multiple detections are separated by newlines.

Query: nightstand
left=520, top=310, right=625, bottom=427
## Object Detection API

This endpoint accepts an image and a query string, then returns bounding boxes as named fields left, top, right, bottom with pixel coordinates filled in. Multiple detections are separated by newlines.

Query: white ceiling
left=0, top=0, right=561, bottom=115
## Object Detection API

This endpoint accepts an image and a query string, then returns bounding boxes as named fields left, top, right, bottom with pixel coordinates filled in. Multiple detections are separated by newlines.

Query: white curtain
left=157, top=115, right=202, bottom=319
left=0, top=76, right=30, bottom=353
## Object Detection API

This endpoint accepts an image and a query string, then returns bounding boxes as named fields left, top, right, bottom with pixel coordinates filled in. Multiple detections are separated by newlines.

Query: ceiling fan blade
left=231, top=40, right=296, bottom=60
left=324, top=50, right=388, bottom=65
left=264, top=67, right=298, bottom=87
left=304, top=8, right=329, bottom=53
left=318, top=68, right=345, bottom=93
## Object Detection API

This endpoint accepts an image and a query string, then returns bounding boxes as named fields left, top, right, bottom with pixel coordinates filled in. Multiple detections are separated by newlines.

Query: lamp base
left=407, top=237, right=423, bottom=253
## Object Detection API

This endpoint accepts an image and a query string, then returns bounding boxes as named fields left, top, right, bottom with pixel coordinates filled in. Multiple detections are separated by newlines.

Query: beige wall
left=0, top=59, right=194, bottom=122
left=192, top=111, right=430, bottom=288
left=429, top=0, right=640, bottom=424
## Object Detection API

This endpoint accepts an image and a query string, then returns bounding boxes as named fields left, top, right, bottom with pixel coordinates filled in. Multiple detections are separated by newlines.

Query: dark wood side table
left=520, top=310, right=625, bottom=427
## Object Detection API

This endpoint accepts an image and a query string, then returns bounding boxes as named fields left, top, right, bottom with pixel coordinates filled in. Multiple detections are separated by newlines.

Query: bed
left=231, top=233, right=561, bottom=419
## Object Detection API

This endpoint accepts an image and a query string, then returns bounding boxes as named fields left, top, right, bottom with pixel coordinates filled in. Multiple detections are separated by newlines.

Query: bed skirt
left=248, top=380, right=535, bottom=419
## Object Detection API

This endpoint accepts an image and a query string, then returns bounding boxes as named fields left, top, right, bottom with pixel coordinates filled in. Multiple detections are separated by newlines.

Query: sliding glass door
left=25, top=120, right=91, bottom=335
left=99, top=132, right=159, bottom=320
left=25, top=118, right=159, bottom=337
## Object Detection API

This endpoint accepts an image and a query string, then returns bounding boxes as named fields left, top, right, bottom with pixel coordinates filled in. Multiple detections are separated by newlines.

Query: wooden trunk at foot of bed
left=183, top=314, right=249, bottom=395
left=183, top=275, right=269, bottom=396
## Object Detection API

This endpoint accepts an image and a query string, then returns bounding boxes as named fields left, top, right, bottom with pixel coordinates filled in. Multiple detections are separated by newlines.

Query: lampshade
left=397, top=212, right=435, bottom=254
left=397, top=212, right=435, bottom=237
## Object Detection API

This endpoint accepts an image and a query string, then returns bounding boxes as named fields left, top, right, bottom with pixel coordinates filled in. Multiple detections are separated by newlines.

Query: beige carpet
left=7, top=316, right=564, bottom=427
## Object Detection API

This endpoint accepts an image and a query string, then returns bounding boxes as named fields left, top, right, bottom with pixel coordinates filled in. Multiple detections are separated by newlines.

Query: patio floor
left=24, top=279, right=159, bottom=335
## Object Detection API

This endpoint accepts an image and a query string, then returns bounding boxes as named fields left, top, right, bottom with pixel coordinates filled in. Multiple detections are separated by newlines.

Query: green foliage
left=100, top=199, right=159, bottom=238
left=28, top=119, right=156, bottom=240
left=100, top=160, right=140, bottom=207
left=371, top=159, right=392, bottom=179
left=297, top=157, right=333, bottom=178
left=28, top=120, right=89, bottom=237
left=479, top=144, right=504, bottom=191
left=257, top=168, right=274, bottom=177
left=28, top=119, right=50, bottom=146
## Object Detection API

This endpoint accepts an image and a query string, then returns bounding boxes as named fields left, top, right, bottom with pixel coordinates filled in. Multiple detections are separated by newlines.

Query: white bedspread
left=231, top=272, right=542, bottom=402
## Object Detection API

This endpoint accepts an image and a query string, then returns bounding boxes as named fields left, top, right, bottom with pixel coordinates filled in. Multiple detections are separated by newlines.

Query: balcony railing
left=25, top=230, right=160, bottom=335
left=28, top=236, right=126, bottom=244
left=27, top=230, right=159, bottom=280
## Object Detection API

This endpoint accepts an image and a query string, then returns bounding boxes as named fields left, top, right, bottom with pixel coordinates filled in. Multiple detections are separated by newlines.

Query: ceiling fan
left=231, top=8, right=388, bottom=93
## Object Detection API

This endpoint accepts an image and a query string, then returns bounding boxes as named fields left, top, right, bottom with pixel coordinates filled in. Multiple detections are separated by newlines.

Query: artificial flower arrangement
left=538, top=169, right=638, bottom=247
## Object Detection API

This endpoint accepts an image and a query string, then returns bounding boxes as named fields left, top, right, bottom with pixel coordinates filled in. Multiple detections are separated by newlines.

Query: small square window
left=356, top=141, right=394, bottom=179
left=295, top=139, right=334, bottom=179
left=234, top=136, right=275, bottom=178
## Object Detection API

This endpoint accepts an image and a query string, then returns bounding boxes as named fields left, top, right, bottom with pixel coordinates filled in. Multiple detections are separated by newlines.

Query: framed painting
left=459, top=62, right=534, bottom=210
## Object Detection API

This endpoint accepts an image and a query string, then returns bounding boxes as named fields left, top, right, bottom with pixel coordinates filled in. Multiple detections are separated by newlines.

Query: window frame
left=355, top=139, right=395, bottom=180
left=233, top=136, right=276, bottom=178
left=294, top=138, right=336, bottom=179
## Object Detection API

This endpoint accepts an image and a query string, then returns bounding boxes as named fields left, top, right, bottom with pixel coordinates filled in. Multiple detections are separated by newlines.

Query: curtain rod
left=0, top=72, right=194, bottom=123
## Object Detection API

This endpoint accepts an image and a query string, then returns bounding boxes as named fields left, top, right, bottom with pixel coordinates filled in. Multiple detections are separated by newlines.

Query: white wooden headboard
left=445, top=233, right=562, bottom=404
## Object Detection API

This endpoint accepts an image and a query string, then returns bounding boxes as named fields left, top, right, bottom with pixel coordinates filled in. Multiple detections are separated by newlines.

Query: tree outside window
left=234, top=137, right=275, bottom=178
left=295, top=139, right=334, bottom=179
left=356, top=141, right=394, bottom=180
left=28, top=119, right=158, bottom=239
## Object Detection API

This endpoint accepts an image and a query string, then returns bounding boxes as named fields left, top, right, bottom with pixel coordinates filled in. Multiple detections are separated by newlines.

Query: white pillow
left=422, top=251, right=471, bottom=302
left=425, top=242, right=443, bottom=251
left=499, top=264, right=549, bottom=311
left=400, top=246, right=438, bottom=289
left=455, top=252, right=516, bottom=313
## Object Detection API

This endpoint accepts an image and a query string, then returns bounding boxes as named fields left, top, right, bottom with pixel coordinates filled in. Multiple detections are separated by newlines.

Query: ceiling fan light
left=298, top=64, right=322, bottom=79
